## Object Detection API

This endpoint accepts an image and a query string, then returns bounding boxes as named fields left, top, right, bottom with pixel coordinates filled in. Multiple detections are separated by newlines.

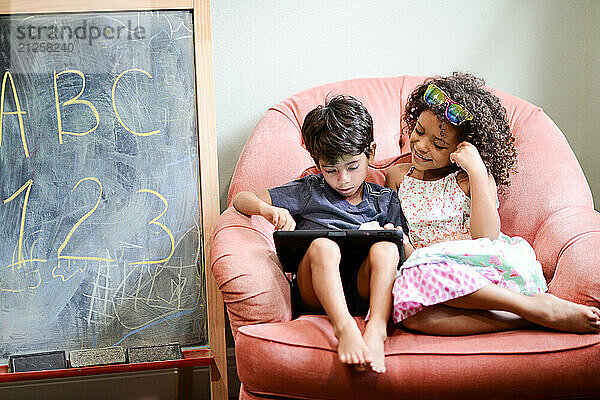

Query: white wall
left=212, top=0, right=599, bottom=210
left=580, top=0, right=600, bottom=208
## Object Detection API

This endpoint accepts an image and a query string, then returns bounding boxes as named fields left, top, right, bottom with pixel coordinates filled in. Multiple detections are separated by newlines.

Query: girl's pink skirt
left=392, top=236, right=548, bottom=323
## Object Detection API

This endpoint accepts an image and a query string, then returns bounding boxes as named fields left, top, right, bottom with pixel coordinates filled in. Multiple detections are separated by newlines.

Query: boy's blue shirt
left=268, top=174, right=408, bottom=233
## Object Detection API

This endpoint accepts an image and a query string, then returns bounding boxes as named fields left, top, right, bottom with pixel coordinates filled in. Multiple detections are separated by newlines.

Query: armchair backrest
left=228, top=76, right=593, bottom=276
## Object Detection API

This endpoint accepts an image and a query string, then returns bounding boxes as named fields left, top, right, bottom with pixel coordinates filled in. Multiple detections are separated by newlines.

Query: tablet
left=273, top=229, right=405, bottom=273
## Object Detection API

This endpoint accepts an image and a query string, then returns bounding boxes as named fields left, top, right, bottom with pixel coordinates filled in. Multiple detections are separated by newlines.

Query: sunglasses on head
left=423, top=83, right=474, bottom=126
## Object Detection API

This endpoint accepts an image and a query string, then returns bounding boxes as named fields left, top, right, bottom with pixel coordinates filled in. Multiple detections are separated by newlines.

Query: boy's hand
left=449, top=142, right=487, bottom=178
left=262, top=205, right=296, bottom=231
left=382, top=223, right=402, bottom=230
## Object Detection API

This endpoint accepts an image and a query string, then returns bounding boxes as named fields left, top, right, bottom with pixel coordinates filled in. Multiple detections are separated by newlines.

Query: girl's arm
left=385, top=163, right=411, bottom=190
left=450, top=142, right=500, bottom=240
left=232, top=190, right=296, bottom=231
left=467, top=172, right=500, bottom=240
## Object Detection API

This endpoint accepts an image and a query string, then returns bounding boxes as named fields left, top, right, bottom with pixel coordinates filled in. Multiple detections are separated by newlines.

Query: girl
left=386, top=72, right=600, bottom=335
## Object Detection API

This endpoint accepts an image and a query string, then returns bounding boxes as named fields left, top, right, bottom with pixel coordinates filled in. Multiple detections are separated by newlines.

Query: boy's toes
left=367, top=358, right=387, bottom=374
left=371, top=364, right=386, bottom=374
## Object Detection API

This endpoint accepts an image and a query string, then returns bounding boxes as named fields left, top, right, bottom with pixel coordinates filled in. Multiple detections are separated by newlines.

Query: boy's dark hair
left=403, top=72, right=517, bottom=191
left=301, top=94, right=374, bottom=166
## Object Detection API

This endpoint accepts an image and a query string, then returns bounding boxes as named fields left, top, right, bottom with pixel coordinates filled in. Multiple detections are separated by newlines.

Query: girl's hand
left=262, top=205, right=296, bottom=231
left=449, top=142, right=487, bottom=178
left=403, top=236, right=415, bottom=259
left=383, top=223, right=413, bottom=258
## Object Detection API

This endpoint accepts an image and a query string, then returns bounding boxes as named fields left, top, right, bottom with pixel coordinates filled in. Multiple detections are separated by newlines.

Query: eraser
left=9, top=350, right=67, bottom=372
left=69, top=346, right=126, bottom=368
left=127, top=343, right=182, bottom=363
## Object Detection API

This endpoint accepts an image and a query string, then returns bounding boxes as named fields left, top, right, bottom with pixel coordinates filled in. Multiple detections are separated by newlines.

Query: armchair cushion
left=236, top=317, right=600, bottom=399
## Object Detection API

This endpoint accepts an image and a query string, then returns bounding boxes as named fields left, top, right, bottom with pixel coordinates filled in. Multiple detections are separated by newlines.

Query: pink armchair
left=211, top=76, right=600, bottom=399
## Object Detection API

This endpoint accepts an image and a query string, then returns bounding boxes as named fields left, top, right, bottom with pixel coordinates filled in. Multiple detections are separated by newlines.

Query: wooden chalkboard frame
left=0, top=1, right=226, bottom=399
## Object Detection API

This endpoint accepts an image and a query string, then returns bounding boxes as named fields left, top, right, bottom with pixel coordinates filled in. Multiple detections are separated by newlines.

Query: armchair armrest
left=210, top=206, right=292, bottom=339
left=533, top=206, right=600, bottom=307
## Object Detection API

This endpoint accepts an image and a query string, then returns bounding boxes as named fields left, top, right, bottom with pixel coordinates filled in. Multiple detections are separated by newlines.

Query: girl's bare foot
left=362, top=321, right=387, bottom=373
left=524, top=293, right=600, bottom=333
left=333, top=318, right=372, bottom=367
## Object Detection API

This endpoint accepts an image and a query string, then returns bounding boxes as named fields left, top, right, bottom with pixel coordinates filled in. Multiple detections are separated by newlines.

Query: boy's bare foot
left=362, top=321, right=387, bottom=373
left=524, top=293, right=600, bottom=333
left=334, top=318, right=372, bottom=368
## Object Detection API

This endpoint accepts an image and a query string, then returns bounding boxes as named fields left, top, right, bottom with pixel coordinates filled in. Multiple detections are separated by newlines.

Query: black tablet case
left=273, top=229, right=405, bottom=273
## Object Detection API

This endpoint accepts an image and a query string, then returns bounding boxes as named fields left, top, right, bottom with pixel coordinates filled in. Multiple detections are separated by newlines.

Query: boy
left=232, top=95, right=407, bottom=373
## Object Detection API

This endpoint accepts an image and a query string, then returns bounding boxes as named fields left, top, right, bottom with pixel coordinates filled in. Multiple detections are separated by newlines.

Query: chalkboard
left=0, top=10, right=208, bottom=360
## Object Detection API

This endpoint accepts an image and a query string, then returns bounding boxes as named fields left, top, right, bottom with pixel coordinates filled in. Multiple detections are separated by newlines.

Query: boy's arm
left=232, top=190, right=296, bottom=231
left=385, top=190, right=409, bottom=235
left=232, top=190, right=272, bottom=215
left=383, top=189, right=414, bottom=259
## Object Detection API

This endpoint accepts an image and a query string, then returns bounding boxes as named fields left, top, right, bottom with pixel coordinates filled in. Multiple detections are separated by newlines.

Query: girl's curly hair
left=403, top=72, right=517, bottom=191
